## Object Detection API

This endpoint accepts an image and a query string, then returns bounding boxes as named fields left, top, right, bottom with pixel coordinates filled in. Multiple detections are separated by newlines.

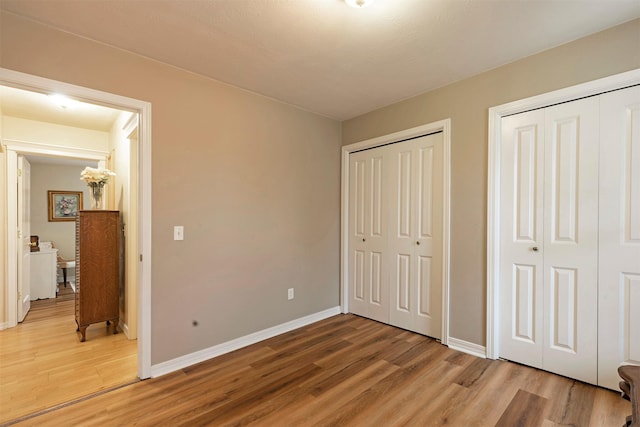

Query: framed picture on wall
left=48, top=190, right=83, bottom=222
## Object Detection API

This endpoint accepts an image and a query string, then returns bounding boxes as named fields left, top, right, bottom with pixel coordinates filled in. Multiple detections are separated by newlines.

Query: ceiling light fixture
left=345, top=0, right=375, bottom=8
left=49, top=93, right=76, bottom=109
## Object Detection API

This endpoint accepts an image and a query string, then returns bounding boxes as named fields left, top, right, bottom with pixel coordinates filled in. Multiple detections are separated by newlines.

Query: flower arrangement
left=80, top=167, right=115, bottom=186
left=81, top=167, right=115, bottom=209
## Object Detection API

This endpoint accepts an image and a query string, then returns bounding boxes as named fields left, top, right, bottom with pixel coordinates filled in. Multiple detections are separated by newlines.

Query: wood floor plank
left=341, top=345, right=467, bottom=426
left=0, top=294, right=137, bottom=424
left=268, top=360, right=399, bottom=426
left=588, top=387, right=633, bottom=427
left=495, top=389, right=550, bottom=427
left=5, top=314, right=630, bottom=426
left=406, top=382, right=473, bottom=427
left=311, top=344, right=455, bottom=427
left=545, top=379, right=596, bottom=427
left=454, top=360, right=532, bottom=425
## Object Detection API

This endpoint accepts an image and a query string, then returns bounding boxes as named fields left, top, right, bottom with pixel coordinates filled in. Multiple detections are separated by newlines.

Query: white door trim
left=0, top=68, right=153, bottom=379
left=340, top=119, right=451, bottom=344
left=486, top=68, right=640, bottom=360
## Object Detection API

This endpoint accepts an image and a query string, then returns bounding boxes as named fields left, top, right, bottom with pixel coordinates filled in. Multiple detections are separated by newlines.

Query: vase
left=89, top=183, right=106, bottom=210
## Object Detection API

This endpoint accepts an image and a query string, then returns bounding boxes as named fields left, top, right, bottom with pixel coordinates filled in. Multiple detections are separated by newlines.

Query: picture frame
left=48, top=190, right=83, bottom=222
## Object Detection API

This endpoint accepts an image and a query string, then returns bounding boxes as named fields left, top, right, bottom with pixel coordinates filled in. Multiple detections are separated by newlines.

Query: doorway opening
left=0, top=68, right=152, bottom=421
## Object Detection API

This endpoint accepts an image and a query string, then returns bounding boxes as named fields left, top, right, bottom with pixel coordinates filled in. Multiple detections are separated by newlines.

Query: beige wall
left=0, top=106, right=5, bottom=326
left=343, top=19, right=640, bottom=345
left=0, top=12, right=342, bottom=363
left=30, top=162, right=91, bottom=260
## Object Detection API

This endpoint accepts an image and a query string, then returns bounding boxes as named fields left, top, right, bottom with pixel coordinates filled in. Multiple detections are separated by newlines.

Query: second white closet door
left=542, top=98, right=599, bottom=384
left=348, top=132, right=444, bottom=339
left=500, top=97, right=599, bottom=385
left=598, top=86, right=640, bottom=390
left=349, top=149, right=389, bottom=324
left=388, top=133, right=444, bottom=338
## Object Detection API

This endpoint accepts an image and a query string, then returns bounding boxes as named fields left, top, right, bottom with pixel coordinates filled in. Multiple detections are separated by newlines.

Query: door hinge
left=17, top=168, right=22, bottom=177
left=18, top=230, right=22, bottom=239
left=17, top=291, right=22, bottom=300
left=139, top=254, right=143, bottom=262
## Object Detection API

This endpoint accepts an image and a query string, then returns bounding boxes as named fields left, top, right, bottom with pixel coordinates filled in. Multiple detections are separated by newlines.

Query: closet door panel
left=624, top=275, right=640, bottom=362
left=348, top=150, right=389, bottom=323
left=415, top=137, right=443, bottom=336
left=397, top=150, right=413, bottom=238
left=389, top=146, right=416, bottom=329
left=499, top=110, right=545, bottom=368
left=549, top=117, right=579, bottom=242
left=349, top=155, right=368, bottom=314
left=417, top=255, right=433, bottom=318
left=542, top=98, right=598, bottom=385
left=353, top=250, right=365, bottom=301
left=599, top=86, right=640, bottom=390
left=369, top=251, right=383, bottom=305
left=389, top=133, right=443, bottom=337
left=416, top=146, right=436, bottom=319
left=549, top=267, right=577, bottom=352
left=368, top=156, right=385, bottom=311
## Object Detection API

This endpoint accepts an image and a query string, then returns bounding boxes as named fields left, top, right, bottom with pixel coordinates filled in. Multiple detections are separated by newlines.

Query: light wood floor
left=0, top=285, right=137, bottom=424
left=4, top=313, right=629, bottom=426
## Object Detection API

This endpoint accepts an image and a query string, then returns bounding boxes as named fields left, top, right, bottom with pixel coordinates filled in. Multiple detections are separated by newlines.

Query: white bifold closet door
left=387, top=134, right=443, bottom=337
left=348, top=132, right=443, bottom=338
left=499, top=85, right=640, bottom=389
left=500, top=97, right=599, bottom=385
left=348, top=148, right=389, bottom=324
left=598, top=86, right=640, bottom=390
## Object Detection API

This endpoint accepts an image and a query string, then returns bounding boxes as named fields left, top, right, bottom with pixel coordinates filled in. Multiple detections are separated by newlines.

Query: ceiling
left=0, top=85, right=122, bottom=132
left=1, top=0, right=640, bottom=120
left=0, top=85, right=116, bottom=166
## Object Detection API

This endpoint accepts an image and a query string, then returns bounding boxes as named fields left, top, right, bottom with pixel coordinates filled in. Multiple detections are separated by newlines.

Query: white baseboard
left=120, top=320, right=130, bottom=339
left=447, top=337, right=487, bottom=359
left=0, top=321, right=8, bottom=331
left=150, top=306, right=342, bottom=378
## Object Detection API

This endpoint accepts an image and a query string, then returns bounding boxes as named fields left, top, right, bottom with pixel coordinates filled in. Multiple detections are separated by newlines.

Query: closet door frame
left=487, top=68, right=640, bottom=360
left=340, top=119, right=451, bottom=345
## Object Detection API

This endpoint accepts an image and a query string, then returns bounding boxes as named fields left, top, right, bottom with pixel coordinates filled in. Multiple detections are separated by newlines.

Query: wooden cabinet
left=75, top=210, right=120, bottom=342
left=30, top=248, right=58, bottom=300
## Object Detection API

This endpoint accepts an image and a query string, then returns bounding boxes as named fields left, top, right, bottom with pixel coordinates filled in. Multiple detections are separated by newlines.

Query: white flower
left=80, top=167, right=115, bottom=186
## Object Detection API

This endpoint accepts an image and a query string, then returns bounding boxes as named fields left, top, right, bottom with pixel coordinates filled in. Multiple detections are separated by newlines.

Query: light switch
left=174, top=226, right=184, bottom=241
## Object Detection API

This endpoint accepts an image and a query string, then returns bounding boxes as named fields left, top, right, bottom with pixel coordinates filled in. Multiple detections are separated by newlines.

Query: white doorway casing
left=0, top=68, right=153, bottom=379
left=487, top=69, right=640, bottom=381
left=341, top=120, right=451, bottom=345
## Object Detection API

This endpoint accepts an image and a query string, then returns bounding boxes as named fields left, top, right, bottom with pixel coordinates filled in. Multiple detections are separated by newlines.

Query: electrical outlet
left=287, top=288, right=294, bottom=300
